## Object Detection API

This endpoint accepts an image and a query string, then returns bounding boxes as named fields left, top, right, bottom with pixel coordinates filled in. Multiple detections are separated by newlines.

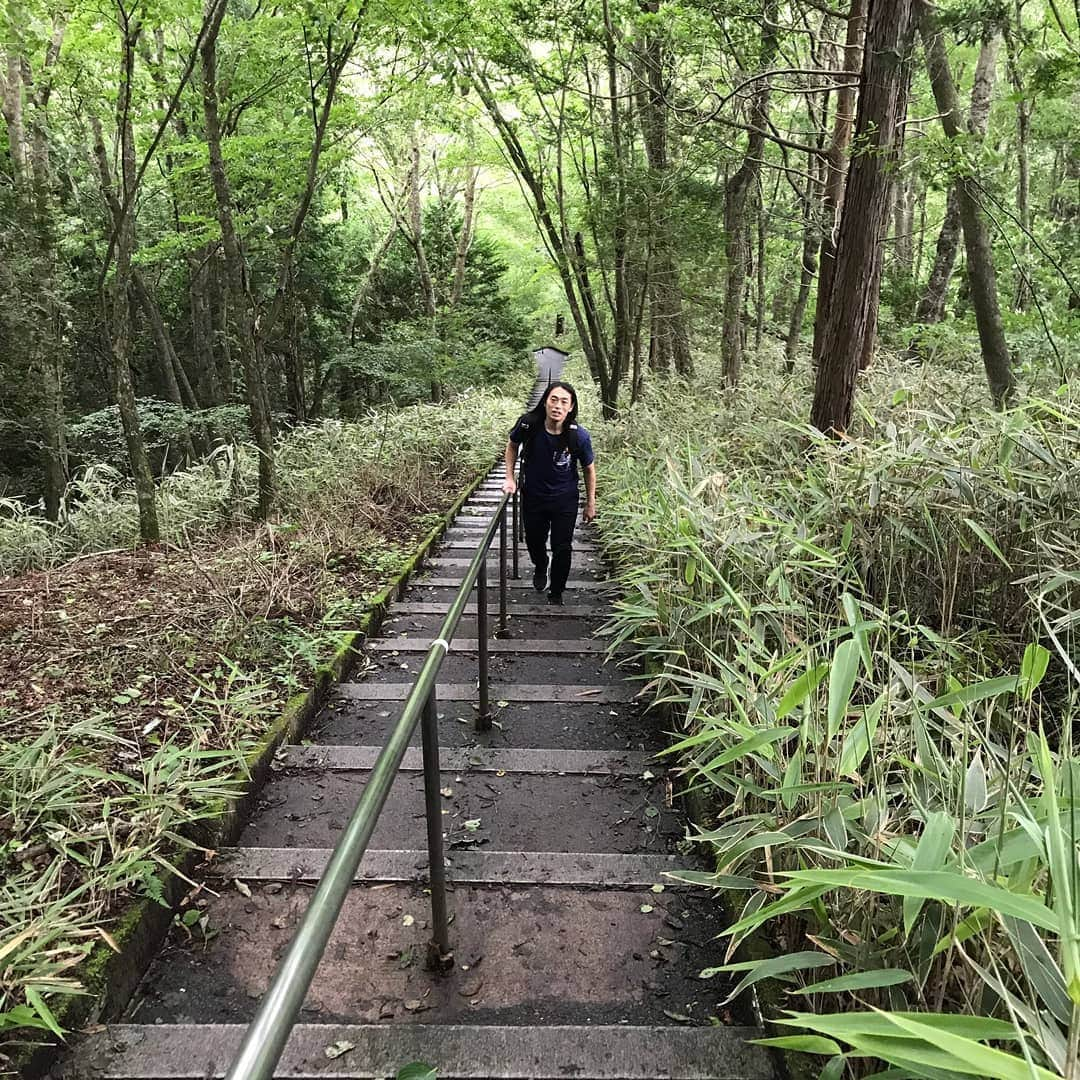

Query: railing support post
left=512, top=488, right=520, bottom=579
left=498, top=506, right=508, bottom=636
left=420, top=687, right=453, bottom=970
left=476, top=559, right=490, bottom=731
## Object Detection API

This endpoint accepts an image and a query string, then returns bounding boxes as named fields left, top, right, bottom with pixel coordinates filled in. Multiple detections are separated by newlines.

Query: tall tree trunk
left=721, top=0, right=779, bottom=387
left=636, top=1, right=692, bottom=378
left=812, top=0, right=870, bottom=363
left=188, top=249, right=223, bottom=405
left=915, top=186, right=962, bottom=327
left=200, top=0, right=275, bottom=517
left=98, top=17, right=160, bottom=541
left=406, top=134, right=442, bottom=403
left=4, top=14, right=69, bottom=520
left=1004, top=15, right=1032, bottom=311
left=918, top=7, right=1014, bottom=406
left=603, top=0, right=630, bottom=407
left=912, top=33, right=999, bottom=334
left=468, top=64, right=616, bottom=413
left=811, top=0, right=915, bottom=434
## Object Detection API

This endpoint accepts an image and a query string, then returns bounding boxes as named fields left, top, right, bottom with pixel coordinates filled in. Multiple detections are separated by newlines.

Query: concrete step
left=211, top=847, right=678, bottom=886
left=114, top=880, right=732, bottom=1027
left=368, top=637, right=611, bottom=653
left=67, top=1022, right=772, bottom=1078
left=242, top=766, right=678, bottom=853
left=417, top=576, right=610, bottom=590
left=336, top=683, right=636, bottom=703
left=390, top=601, right=606, bottom=618
left=381, top=614, right=608, bottom=640
left=425, top=556, right=603, bottom=575
left=280, top=745, right=655, bottom=775
left=312, top=698, right=664, bottom=752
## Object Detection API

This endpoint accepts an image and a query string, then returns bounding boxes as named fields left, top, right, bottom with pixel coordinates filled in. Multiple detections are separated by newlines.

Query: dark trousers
left=523, top=495, right=578, bottom=595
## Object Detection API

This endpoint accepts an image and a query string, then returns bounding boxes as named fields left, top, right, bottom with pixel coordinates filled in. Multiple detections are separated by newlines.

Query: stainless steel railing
left=226, top=486, right=513, bottom=1080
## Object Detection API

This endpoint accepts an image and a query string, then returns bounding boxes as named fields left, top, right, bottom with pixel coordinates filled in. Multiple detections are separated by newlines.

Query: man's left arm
left=582, top=463, right=597, bottom=523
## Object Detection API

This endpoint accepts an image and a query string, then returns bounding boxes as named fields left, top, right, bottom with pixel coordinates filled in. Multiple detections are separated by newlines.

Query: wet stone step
left=67, top=1022, right=772, bottom=1079
left=123, top=882, right=735, bottom=1029
left=390, top=601, right=605, bottom=619
left=367, top=637, right=613, bottom=654
left=380, top=613, right=609, bottom=639
left=212, top=847, right=681, bottom=887
left=334, top=683, right=637, bottom=704
left=310, top=699, right=665, bottom=752
left=415, top=576, right=611, bottom=590
left=280, top=745, right=656, bottom=776
left=355, top=651, right=632, bottom=687
left=401, top=584, right=609, bottom=606
left=422, top=558, right=605, bottom=580
left=242, top=768, right=680, bottom=853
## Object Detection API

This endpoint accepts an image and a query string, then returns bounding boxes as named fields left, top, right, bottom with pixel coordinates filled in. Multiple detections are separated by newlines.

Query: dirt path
left=57, top=375, right=774, bottom=1080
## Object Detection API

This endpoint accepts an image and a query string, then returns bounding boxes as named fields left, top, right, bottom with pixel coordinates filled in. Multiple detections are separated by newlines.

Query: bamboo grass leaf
left=827, top=639, right=861, bottom=744
left=776, top=662, right=829, bottom=720
left=792, top=968, right=914, bottom=995
left=962, top=518, right=1012, bottom=569
left=780, top=868, right=1057, bottom=932
left=700, top=950, right=835, bottom=1004
left=902, top=813, right=957, bottom=939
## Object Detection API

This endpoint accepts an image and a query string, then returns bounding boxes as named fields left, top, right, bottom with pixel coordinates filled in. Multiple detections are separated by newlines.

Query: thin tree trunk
left=200, top=0, right=274, bottom=517
left=449, top=165, right=478, bottom=309
left=636, top=1, right=692, bottom=378
left=918, top=7, right=1014, bottom=406
left=1004, top=16, right=1032, bottom=311
left=909, top=32, right=999, bottom=357
left=811, top=0, right=915, bottom=434
left=812, top=0, right=869, bottom=363
left=604, top=0, right=630, bottom=409
left=469, top=63, right=615, bottom=413
left=722, top=0, right=779, bottom=387
left=98, top=17, right=160, bottom=541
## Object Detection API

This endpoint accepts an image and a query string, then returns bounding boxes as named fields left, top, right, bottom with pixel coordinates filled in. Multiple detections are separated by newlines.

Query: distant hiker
left=503, top=381, right=596, bottom=606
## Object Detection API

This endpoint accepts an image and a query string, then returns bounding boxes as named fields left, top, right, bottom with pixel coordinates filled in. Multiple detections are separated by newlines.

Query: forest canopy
left=2, top=0, right=1078, bottom=532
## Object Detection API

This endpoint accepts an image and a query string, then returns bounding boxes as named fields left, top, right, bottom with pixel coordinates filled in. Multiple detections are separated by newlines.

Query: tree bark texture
left=811, top=0, right=915, bottom=435
left=812, top=0, right=869, bottom=363
left=100, top=20, right=160, bottom=541
left=2, top=12, right=69, bottom=520
left=201, top=0, right=275, bottom=518
left=636, top=2, right=692, bottom=377
left=721, top=0, right=779, bottom=387
left=912, top=33, right=999, bottom=333
left=1004, top=17, right=1032, bottom=310
left=919, top=8, right=1015, bottom=407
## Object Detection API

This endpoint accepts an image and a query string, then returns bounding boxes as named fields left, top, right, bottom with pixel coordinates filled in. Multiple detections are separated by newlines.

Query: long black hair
left=521, top=381, right=579, bottom=452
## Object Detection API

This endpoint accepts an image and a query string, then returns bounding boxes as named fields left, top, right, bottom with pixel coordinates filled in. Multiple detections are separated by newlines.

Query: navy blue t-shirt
left=510, top=419, right=594, bottom=503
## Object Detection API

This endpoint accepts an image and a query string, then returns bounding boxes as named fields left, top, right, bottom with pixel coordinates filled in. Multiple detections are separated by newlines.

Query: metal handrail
left=226, top=487, right=512, bottom=1080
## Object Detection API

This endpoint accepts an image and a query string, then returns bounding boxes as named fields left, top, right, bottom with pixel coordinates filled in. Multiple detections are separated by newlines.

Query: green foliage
left=597, top=354, right=1080, bottom=1078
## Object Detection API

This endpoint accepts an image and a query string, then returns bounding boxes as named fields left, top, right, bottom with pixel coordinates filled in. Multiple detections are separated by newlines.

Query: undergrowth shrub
left=597, top=355, right=1080, bottom=1079
left=0, top=389, right=519, bottom=576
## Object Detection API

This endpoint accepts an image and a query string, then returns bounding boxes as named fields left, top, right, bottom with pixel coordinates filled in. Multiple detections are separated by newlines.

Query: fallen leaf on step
left=324, top=1040, right=355, bottom=1059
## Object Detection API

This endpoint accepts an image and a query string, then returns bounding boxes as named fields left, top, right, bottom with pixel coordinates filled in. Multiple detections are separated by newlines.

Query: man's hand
left=503, top=478, right=517, bottom=495
left=583, top=499, right=597, bottom=524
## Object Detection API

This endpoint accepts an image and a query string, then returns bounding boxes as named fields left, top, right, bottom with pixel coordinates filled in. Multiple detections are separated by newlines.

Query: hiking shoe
left=533, top=566, right=547, bottom=592
left=547, top=591, right=563, bottom=606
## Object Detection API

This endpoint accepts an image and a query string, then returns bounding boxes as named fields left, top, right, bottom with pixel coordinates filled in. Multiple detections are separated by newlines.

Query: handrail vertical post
left=420, top=686, right=452, bottom=970
left=476, top=557, right=490, bottom=732
left=498, top=506, right=508, bottom=635
left=512, top=488, right=520, bottom=579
